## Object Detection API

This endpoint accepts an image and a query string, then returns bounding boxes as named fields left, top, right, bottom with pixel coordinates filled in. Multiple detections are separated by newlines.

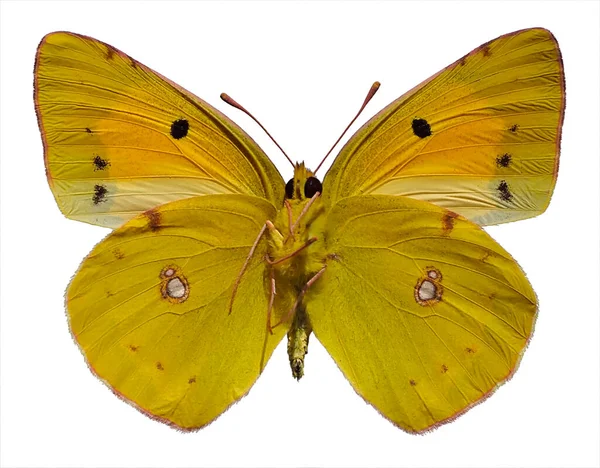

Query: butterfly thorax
left=268, top=162, right=326, bottom=283
left=267, top=162, right=327, bottom=379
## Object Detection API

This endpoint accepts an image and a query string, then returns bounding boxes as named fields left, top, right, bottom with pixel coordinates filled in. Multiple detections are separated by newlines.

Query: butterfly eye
left=304, top=177, right=322, bottom=198
left=285, top=179, right=295, bottom=199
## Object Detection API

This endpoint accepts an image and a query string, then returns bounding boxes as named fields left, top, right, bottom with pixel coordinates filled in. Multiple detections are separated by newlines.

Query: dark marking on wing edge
left=93, top=185, right=108, bottom=204
left=126, top=54, right=138, bottom=68
left=145, top=209, right=162, bottom=232
left=93, top=155, right=110, bottom=171
left=105, top=45, right=117, bottom=60
left=483, top=46, right=491, bottom=57
left=496, top=153, right=512, bottom=168
left=497, top=180, right=513, bottom=202
left=442, top=211, right=459, bottom=234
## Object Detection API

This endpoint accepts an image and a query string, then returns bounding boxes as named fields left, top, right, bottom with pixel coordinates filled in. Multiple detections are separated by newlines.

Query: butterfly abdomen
left=287, top=305, right=312, bottom=380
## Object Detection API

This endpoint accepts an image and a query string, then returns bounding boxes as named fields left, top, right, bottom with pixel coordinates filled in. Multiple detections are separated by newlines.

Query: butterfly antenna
left=221, top=93, right=295, bottom=168
left=314, top=81, right=381, bottom=174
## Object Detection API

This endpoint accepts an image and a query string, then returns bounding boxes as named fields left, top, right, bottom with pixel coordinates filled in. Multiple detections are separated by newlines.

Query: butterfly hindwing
left=307, top=195, right=537, bottom=433
left=323, top=28, right=565, bottom=226
left=35, top=32, right=284, bottom=228
left=67, top=194, right=289, bottom=429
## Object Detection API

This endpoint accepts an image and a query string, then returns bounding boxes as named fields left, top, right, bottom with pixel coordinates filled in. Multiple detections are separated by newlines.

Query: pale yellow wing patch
left=35, top=32, right=284, bottom=228
left=67, top=194, right=289, bottom=429
left=324, top=28, right=565, bottom=225
left=307, top=195, right=536, bottom=433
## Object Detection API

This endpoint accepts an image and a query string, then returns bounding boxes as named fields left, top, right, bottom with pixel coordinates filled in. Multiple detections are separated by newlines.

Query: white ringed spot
left=418, top=280, right=437, bottom=300
left=415, top=266, right=443, bottom=306
left=167, top=277, right=186, bottom=298
left=427, top=267, right=442, bottom=280
left=160, top=265, right=189, bottom=303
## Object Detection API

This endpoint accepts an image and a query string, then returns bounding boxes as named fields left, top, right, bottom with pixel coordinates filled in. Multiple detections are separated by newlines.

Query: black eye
left=285, top=179, right=294, bottom=199
left=304, top=177, right=322, bottom=198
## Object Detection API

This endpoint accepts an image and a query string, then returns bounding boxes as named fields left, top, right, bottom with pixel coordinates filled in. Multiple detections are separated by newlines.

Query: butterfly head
left=285, top=162, right=323, bottom=202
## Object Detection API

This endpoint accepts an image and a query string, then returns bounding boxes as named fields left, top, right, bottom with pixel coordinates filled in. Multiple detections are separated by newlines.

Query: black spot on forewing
left=170, top=119, right=189, bottom=139
left=412, top=118, right=431, bottom=138
left=85, top=127, right=93, bottom=134
left=93, top=155, right=110, bottom=171
left=93, top=185, right=108, bottom=204
left=496, top=153, right=512, bottom=168
left=509, top=124, right=519, bottom=133
left=497, top=180, right=513, bottom=202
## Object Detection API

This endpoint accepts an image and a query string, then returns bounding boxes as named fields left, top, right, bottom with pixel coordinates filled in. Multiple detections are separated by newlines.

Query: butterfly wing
left=35, top=32, right=284, bottom=228
left=323, top=28, right=565, bottom=225
left=67, top=194, right=289, bottom=429
left=306, top=195, right=536, bottom=433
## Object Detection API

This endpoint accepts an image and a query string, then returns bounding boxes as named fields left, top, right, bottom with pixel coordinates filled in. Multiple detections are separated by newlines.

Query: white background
left=1, top=1, right=599, bottom=467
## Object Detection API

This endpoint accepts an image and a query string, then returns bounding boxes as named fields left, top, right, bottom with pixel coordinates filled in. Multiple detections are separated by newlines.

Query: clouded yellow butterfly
left=35, top=27, right=564, bottom=432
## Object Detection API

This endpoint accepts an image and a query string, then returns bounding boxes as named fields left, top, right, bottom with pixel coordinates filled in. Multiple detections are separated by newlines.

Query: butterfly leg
left=266, top=267, right=277, bottom=335
left=266, top=220, right=284, bottom=248
left=228, top=223, right=268, bottom=314
left=265, top=237, right=317, bottom=266
left=284, top=200, right=294, bottom=240
left=270, top=265, right=326, bottom=331
left=284, top=192, right=321, bottom=243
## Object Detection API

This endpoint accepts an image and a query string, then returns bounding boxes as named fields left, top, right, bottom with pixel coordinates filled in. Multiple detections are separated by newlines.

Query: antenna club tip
left=220, top=93, right=230, bottom=101
left=372, top=81, right=381, bottom=90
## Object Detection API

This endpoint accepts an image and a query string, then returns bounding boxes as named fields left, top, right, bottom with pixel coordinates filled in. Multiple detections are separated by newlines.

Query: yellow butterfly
left=35, top=28, right=565, bottom=433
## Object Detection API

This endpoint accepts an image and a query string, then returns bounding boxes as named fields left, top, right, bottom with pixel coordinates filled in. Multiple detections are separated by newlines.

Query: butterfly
left=34, top=28, right=565, bottom=433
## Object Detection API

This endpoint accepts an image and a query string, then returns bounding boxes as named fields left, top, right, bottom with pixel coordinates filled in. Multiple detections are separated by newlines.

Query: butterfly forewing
left=35, top=32, right=284, bottom=228
left=324, top=28, right=565, bottom=226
